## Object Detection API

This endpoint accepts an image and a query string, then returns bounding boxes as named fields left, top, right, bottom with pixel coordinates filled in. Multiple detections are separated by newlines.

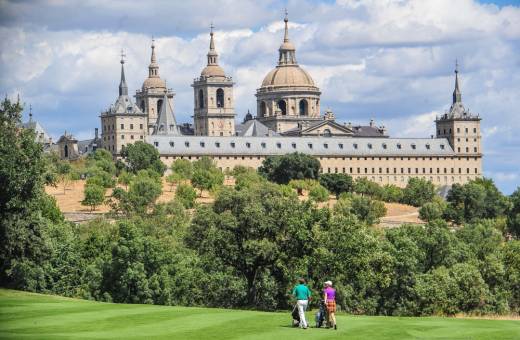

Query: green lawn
left=0, top=289, right=518, bottom=340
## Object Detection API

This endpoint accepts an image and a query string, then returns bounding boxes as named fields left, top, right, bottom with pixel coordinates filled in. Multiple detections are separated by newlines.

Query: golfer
left=292, top=278, right=311, bottom=329
left=323, top=280, right=337, bottom=330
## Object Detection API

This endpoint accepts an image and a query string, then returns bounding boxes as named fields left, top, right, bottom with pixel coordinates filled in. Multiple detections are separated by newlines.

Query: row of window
left=103, top=135, right=144, bottom=141
left=103, top=123, right=144, bottom=131
left=164, top=155, right=478, bottom=163
left=323, top=167, right=479, bottom=175
left=154, top=140, right=446, bottom=151
left=438, top=127, right=477, bottom=135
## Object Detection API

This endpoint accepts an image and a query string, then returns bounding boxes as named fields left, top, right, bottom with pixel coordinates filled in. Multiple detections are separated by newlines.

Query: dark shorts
left=326, top=300, right=336, bottom=313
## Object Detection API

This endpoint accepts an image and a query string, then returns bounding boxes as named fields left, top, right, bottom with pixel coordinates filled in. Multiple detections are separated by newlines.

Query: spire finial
left=283, top=9, right=289, bottom=43
left=453, top=59, right=461, bottom=104
left=119, top=51, right=128, bottom=96
left=29, top=104, right=33, bottom=121
left=207, top=23, right=218, bottom=66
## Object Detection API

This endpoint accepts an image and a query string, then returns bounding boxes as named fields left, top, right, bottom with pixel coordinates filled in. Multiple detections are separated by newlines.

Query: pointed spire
left=154, top=91, right=180, bottom=135
left=283, top=8, right=289, bottom=43
left=453, top=59, right=461, bottom=104
left=119, top=49, right=128, bottom=96
left=29, top=104, right=33, bottom=122
left=278, top=10, right=297, bottom=65
left=148, top=38, right=160, bottom=78
left=207, top=23, right=219, bottom=66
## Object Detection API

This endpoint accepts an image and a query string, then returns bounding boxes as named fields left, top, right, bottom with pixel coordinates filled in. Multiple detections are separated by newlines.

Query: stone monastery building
left=100, top=14, right=482, bottom=187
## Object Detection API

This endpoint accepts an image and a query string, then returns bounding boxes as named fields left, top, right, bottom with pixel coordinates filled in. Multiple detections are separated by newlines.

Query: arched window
left=277, top=100, right=286, bottom=115
left=199, top=89, right=204, bottom=109
left=323, top=129, right=332, bottom=137
left=260, top=101, right=267, bottom=117
left=299, top=99, right=308, bottom=115
left=157, top=99, right=163, bottom=114
left=64, top=145, right=69, bottom=158
left=216, top=88, right=224, bottom=108
left=140, top=100, right=145, bottom=112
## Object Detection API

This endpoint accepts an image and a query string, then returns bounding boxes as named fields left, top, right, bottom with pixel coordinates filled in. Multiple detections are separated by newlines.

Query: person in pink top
left=323, top=280, right=337, bottom=330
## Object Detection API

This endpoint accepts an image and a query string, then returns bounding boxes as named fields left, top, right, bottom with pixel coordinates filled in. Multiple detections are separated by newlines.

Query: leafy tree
left=165, top=172, right=183, bottom=192
left=309, top=183, right=330, bottom=202
left=121, top=141, right=166, bottom=175
left=506, top=187, right=520, bottom=238
left=335, top=194, right=387, bottom=225
left=191, top=167, right=224, bottom=196
left=258, top=152, right=320, bottom=184
left=117, top=170, right=133, bottom=190
left=186, top=184, right=324, bottom=308
left=445, top=178, right=510, bottom=224
left=401, top=177, right=435, bottom=207
left=319, top=173, right=353, bottom=198
left=87, top=149, right=116, bottom=175
left=81, top=183, right=106, bottom=212
left=0, top=98, right=53, bottom=289
left=56, top=160, right=72, bottom=194
left=503, top=240, right=520, bottom=312
left=353, top=177, right=382, bottom=197
left=86, top=168, right=115, bottom=188
left=232, top=166, right=265, bottom=191
left=419, top=197, right=447, bottom=222
left=127, top=172, right=163, bottom=214
left=171, top=159, right=193, bottom=180
left=175, top=184, right=197, bottom=209
left=380, top=184, right=403, bottom=203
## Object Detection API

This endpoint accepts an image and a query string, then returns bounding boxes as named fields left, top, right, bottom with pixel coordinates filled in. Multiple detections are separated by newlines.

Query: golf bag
left=315, top=300, right=328, bottom=328
left=291, top=304, right=300, bottom=327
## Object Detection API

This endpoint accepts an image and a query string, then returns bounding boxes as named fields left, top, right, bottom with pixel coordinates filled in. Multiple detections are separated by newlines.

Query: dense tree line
left=2, top=99, right=520, bottom=316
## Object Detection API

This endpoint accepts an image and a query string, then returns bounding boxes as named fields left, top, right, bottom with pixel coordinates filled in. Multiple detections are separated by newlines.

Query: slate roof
left=235, top=119, right=278, bottom=137
left=153, top=93, right=181, bottom=135
left=147, top=135, right=454, bottom=157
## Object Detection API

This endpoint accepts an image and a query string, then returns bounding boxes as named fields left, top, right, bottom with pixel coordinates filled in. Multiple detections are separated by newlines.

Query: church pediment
left=288, top=119, right=354, bottom=137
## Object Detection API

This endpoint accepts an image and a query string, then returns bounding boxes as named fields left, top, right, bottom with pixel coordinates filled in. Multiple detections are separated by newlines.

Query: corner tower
left=192, top=25, right=235, bottom=136
left=256, top=12, right=321, bottom=133
left=135, top=39, right=175, bottom=135
left=436, top=62, right=482, bottom=157
left=101, top=52, right=146, bottom=156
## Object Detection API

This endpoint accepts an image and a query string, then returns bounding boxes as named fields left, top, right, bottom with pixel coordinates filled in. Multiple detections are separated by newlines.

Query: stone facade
left=99, top=15, right=483, bottom=189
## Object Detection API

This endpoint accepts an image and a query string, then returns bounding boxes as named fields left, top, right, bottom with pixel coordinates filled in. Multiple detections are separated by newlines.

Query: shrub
left=309, top=184, right=329, bottom=202
left=175, top=184, right=197, bottom=209
left=258, top=152, right=320, bottom=184
left=81, top=183, right=106, bottom=212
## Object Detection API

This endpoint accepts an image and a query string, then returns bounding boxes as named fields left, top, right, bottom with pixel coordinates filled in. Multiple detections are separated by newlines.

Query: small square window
left=185, top=141, right=190, bottom=147
left=292, top=143, right=297, bottom=149
left=261, top=142, right=266, bottom=148
left=200, top=142, right=205, bottom=147
left=397, top=143, right=402, bottom=149
left=230, top=142, right=236, bottom=148
left=382, top=143, right=387, bottom=149
left=215, top=142, right=220, bottom=148
left=154, top=142, right=159, bottom=147
left=246, top=142, right=251, bottom=148
left=276, top=143, right=281, bottom=148
left=426, top=144, right=430, bottom=150
left=411, top=144, right=416, bottom=150
left=324, top=143, right=328, bottom=149
left=308, top=143, right=313, bottom=149
left=367, top=143, right=372, bottom=149
left=353, top=143, right=358, bottom=149
left=338, top=143, right=343, bottom=149
left=169, top=142, right=174, bottom=147
left=440, top=144, right=445, bottom=150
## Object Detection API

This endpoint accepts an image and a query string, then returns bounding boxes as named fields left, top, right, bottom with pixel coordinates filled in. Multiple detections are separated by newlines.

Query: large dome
left=261, top=65, right=315, bottom=87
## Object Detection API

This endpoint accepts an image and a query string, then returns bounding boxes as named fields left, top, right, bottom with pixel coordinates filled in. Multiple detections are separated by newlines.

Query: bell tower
left=192, top=25, right=235, bottom=136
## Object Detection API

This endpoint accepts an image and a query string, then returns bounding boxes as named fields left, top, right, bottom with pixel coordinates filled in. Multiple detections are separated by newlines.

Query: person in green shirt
left=292, top=278, right=311, bottom=329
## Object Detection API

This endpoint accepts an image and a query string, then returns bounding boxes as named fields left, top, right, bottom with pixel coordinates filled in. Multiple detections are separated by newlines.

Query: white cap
left=325, top=280, right=332, bottom=286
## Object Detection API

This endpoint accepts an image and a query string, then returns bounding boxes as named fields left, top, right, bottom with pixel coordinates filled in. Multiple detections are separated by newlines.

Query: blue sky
left=1, top=0, right=519, bottom=194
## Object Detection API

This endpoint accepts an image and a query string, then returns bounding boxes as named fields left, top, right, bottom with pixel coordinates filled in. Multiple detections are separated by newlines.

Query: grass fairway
left=0, top=289, right=518, bottom=339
